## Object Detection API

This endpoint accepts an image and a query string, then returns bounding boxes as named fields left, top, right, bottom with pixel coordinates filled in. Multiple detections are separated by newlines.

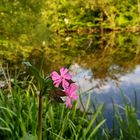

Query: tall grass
left=0, top=77, right=105, bottom=140
left=0, top=72, right=140, bottom=139
left=113, top=92, right=140, bottom=140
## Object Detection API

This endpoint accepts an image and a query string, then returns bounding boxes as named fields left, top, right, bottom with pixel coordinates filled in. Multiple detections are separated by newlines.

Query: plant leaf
left=23, top=61, right=45, bottom=91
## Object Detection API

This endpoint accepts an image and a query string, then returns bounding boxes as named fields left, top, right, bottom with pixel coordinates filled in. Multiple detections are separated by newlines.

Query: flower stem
left=38, top=95, right=42, bottom=140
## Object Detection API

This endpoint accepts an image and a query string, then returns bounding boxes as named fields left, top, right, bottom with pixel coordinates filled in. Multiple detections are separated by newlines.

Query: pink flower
left=51, top=67, right=72, bottom=88
left=65, top=83, right=79, bottom=109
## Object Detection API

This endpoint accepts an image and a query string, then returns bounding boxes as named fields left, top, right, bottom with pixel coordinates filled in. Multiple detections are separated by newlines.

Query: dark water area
left=1, top=31, right=140, bottom=127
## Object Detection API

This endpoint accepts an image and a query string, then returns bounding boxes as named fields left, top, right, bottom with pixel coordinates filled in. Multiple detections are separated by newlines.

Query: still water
left=1, top=31, right=140, bottom=126
left=70, top=63, right=140, bottom=127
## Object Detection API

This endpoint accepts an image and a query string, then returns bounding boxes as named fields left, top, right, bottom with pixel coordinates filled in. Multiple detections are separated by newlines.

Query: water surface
left=70, top=64, right=140, bottom=127
left=1, top=32, right=140, bottom=126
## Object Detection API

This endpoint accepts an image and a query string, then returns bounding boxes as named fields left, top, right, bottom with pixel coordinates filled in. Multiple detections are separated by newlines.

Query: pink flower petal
left=70, top=83, right=79, bottom=93
left=66, top=97, right=72, bottom=109
left=71, top=93, right=78, bottom=100
left=64, top=73, right=72, bottom=80
left=53, top=79, right=61, bottom=87
left=60, top=67, right=68, bottom=76
left=62, top=79, right=69, bottom=89
left=65, top=83, right=79, bottom=100
left=65, top=86, right=71, bottom=96
left=54, top=82, right=60, bottom=87
left=51, top=71, right=61, bottom=80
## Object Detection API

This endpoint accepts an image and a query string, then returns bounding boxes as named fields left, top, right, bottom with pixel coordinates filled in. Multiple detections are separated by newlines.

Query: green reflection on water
left=0, top=32, right=140, bottom=80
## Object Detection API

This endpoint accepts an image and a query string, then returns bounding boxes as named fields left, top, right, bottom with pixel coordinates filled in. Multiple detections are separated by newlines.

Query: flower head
left=51, top=67, right=72, bottom=89
left=65, top=83, right=79, bottom=109
left=51, top=67, right=79, bottom=109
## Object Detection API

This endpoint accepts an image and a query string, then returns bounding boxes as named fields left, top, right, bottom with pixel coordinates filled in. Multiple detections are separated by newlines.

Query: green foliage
left=114, top=104, right=140, bottom=140
left=0, top=83, right=38, bottom=139
left=23, top=61, right=46, bottom=91
left=0, top=72, right=140, bottom=139
left=1, top=0, right=140, bottom=43
left=0, top=76, right=105, bottom=140
left=1, top=0, right=140, bottom=79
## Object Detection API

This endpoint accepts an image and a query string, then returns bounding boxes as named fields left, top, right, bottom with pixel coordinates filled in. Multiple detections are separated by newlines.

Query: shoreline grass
left=0, top=76, right=140, bottom=140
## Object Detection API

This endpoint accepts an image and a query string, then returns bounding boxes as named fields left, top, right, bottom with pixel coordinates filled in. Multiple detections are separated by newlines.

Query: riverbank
left=0, top=71, right=140, bottom=140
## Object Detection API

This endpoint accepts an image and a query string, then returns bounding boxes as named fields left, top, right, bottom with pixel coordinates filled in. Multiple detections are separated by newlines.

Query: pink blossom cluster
left=51, top=68, right=78, bottom=108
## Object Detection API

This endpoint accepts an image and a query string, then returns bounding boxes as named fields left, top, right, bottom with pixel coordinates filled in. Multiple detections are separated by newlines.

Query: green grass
left=0, top=77, right=140, bottom=140
left=0, top=77, right=106, bottom=140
